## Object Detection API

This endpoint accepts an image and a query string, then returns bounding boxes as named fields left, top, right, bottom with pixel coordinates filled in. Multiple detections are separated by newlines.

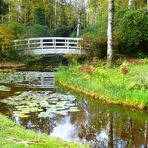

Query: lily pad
left=1, top=91, right=80, bottom=118
left=38, top=112, right=50, bottom=118
left=55, top=111, right=69, bottom=115
left=49, top=98, right=59, bottom=101
left=68, top=107, right=81, bottom=112
left=0, top=86, right=10, bottom=92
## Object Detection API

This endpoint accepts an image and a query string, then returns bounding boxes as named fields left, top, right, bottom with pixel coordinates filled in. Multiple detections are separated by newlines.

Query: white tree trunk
left=128, top=0, right=134, bottom=8
left=77, top=16, right=81, bottom=37
left=86, top=10, right=89, bottom=27
left=8, top=0, right=11, bottom=23
left=107, top=0, right=114, bottom=67
left=147, top=0, right=148, bottom=13
left=1, top=15, right=4, bottom=23
left=94, top=6, right=98, bottom=27
left=54, top=0, right=57, bottom=28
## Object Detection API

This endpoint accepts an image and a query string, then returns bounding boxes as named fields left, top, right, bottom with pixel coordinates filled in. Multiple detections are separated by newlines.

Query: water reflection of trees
left=70, top=99, right=148, bottom=147
left=108, top=112, right=113, bottom=148
left=13, top=113, right=58, bottom=135
left=113, top=115, right=148, bottom=148
left=5, top=97, right=148, bottom=148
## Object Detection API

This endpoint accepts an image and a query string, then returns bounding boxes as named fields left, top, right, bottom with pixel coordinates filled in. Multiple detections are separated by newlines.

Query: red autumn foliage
left=126, top=58, right=148, bottom=64
left=79, top=66, right=95, bottom=75
left=127, top=58, right=139, bottom=64
left=120, top=66, right=129, bottom=75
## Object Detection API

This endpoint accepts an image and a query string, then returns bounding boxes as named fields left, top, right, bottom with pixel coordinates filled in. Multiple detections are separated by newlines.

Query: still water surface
left=0, top=71, right=148, bottom=148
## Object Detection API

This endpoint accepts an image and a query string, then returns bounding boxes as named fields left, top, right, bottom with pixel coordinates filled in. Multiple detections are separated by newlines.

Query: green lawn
left=56, top=62, right=148, bottom=110
left=0, top=114, right=88, bottom=148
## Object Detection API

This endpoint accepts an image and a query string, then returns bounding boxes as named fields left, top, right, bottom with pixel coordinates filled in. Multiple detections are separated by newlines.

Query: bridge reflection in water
left=12, top=72, right=56, bottom=89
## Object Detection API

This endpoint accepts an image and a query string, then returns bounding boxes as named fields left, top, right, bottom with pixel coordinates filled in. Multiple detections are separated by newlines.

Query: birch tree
left=72, top=0, right=86, bottom=37
left=147, top=0, right=148, bottom=13
left=0, top=0, right=9, bottom=23
left=107, top=0, right=114, bottom=67
left=8, top=0, right=11, bottom=23
left=88, top=0, right=99, bottom=28
left=128, top=0, right=134, bottom=8
left=76, top=0, right=85, bottom=37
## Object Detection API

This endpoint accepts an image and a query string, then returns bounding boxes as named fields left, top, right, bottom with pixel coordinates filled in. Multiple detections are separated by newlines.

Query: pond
left=0, top=71, right=148, bottom=147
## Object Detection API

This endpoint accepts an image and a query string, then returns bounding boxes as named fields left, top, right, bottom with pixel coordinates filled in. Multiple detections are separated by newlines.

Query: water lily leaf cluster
left=0, top=72, right=54, bottom=84
left=1, top=91, right=80, bottom=118
left=0, top=85, right=10, bottom=92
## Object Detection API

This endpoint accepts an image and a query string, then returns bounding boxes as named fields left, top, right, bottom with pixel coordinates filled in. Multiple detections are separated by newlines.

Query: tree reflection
left=144, top=120, right=148, bottom=148
left=108, top=112, right=114, bottom=148
left=1, top=90, right=148, bottom=147
left=126, top=117, right=135, bottom=147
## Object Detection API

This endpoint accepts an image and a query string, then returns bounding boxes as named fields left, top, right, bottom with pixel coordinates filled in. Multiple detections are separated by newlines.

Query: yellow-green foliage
left=0, top=25, right=14, bottom=60
left=0, top=25, right=14, bottom=49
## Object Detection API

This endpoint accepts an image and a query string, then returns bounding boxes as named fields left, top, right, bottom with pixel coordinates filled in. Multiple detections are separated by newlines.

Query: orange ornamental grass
left=79, top=66, right=95, bottom=75
left=120, top=66, right=129, bottom=75
left=127, top=58, right=139, bottom=64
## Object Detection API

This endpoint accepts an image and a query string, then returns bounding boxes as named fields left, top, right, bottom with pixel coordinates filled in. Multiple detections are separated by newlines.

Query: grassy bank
left=55, top=62, right=148, bottom=110
left=0, top=114, right=88, bottom=148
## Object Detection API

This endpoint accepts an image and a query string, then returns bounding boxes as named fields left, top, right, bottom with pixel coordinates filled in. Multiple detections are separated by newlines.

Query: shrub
left=9, top=22, right=26, bottom=39
left=80, top=25, right=97, bottom=36
left=118, top=8, right=148, bottom=55
left=80, top=33, right=107, bottom=59
left=0, top=25, right=15, bottom=60
left=34, top=7, right=46, bottom=25
left=26, top=24, right=50, bottom=37
left=51, top=25, right=73, bottom=37
left=80, top=8, right=148, bottom=59
left=129, top=72, right=148, bottom=90
left=80, top=33, right=97, bottom=59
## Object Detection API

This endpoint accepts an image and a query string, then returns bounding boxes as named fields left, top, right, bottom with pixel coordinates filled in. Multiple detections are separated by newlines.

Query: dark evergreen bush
left=34, top=7, right=46, bottom=25
left=51, top=25, right=73, bottom=37
left=118, top=8, right=148, bottom=55
left=27, top=24, right=50, bottom=37
left=9, top=22, right=26, bottom=39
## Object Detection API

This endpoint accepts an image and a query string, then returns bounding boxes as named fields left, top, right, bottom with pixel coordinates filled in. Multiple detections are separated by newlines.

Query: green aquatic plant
left=1, top=91, right=80, bottom=118
left=0, top=71, right=54, bottom=84
left=0, top=85, right=10, bottom=92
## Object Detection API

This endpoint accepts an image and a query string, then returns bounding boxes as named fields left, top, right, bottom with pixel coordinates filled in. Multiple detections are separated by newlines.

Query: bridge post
left=67, top=39, right=69, bottom=52
left=65, top=39, right=67, bottom=48
left=14, top=40, right=17, bottom=49
left=40, top=38, right=43, bottom=50
left=53, top=38, right=56, bottom=53
left=78, top=39, right=82, bottom=55
left=28, top=39, right=30, bottom=50
left=80, top=42, right=82, bottom=55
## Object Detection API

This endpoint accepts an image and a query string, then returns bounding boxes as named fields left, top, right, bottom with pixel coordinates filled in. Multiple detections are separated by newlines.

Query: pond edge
left=56, top=80, right=148, bottom=111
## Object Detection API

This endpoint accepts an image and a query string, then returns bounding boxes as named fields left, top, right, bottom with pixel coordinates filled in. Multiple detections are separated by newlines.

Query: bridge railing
left=14, top=37, right=83, bottom=55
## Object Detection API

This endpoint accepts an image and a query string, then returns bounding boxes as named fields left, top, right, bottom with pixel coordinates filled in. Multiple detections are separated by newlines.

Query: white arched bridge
left=14, top=37, right=84, bottom=55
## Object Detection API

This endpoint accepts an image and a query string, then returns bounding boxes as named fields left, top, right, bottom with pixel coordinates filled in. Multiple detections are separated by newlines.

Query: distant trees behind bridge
left=0, top=0, right=147, bottom=62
